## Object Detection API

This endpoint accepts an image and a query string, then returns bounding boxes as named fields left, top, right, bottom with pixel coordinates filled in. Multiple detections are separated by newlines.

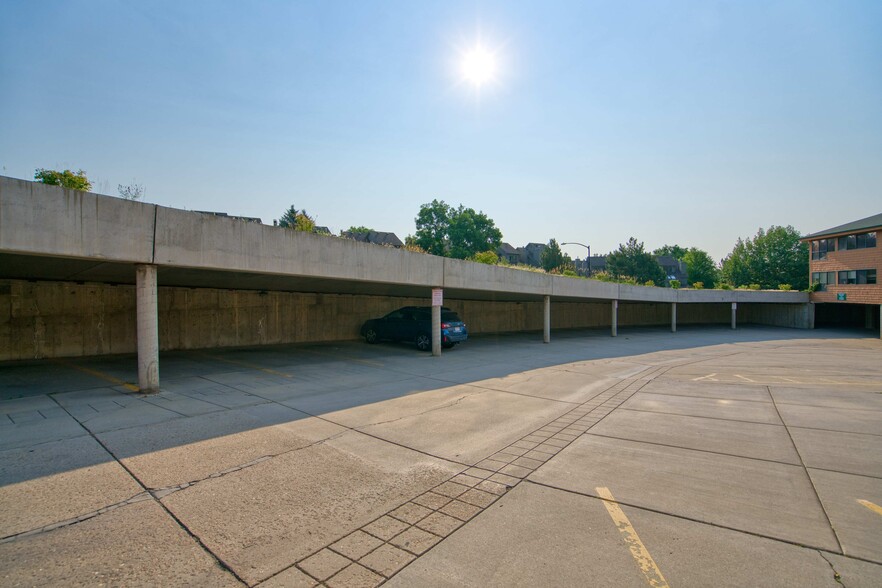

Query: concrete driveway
left=1, top=326, right=881, bottom=587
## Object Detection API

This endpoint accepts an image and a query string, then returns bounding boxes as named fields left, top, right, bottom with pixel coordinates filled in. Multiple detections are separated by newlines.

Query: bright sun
left=460, top=45, right=497, bottom=87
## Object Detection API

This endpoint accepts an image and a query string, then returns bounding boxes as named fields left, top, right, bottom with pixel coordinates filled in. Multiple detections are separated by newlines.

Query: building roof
left=341, top=230, right=403, bottom=247
left=803, top=212, right=882, bottom=240
left=496, top=242, right=519, bottom=255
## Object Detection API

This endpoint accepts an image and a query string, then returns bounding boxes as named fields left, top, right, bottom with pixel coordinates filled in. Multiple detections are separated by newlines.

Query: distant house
left=519, top=243, right=547, bottom=267
left=655, top=255, right=688, bottom=285
left=573, top=255, right=607, bottom=276
left=341, top=230, right=404, bottom=248
left=313, top=226, right=332, bottom=235
left=496, top=243, right=521, bottom=264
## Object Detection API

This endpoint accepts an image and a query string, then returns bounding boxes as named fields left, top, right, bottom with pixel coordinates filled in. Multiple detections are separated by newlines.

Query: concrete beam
left=136, top=264, right=160, bottom=393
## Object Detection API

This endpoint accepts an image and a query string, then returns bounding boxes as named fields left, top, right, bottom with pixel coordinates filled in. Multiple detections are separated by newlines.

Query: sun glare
left=460, top=45, right=497, bottom=87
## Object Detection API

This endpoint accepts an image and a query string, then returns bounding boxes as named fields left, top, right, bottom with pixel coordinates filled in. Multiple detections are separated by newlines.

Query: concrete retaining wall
left=1, top=279, right=813, bottom=361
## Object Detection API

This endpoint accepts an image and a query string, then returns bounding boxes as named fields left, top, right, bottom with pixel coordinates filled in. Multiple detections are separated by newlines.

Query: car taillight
left=441, top=323, right=450, bottom=329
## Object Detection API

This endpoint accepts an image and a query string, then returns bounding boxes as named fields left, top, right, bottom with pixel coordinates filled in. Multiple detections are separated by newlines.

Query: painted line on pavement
left=691, top=373, right=717, bottom=381
left=858, top=499, right=882, bottom=517
left=52, top=359, right=140, bottom=392
left=596, top=486, right=670, bottom=588
left=734, top=374, right=756, bottom=383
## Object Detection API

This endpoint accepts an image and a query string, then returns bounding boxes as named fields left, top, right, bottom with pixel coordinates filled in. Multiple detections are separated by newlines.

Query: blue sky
left=2, top=1, right=880, bottom=261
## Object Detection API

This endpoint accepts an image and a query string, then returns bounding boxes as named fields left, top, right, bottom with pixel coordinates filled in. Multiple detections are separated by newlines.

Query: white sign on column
left=432, top=288, right=443, bottom=307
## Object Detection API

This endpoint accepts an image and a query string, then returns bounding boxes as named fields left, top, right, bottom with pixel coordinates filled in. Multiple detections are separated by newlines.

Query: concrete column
left=431, top=304, right=441, bottom=357
left=543, top=295, right=551, bottom=344
left=671, top=302, right=677, bottom=333
left=806, top=302, right=816, bottom=330
left=731, top=302, right=737, bottom=330
left=611, top=300, right=618, bottom=337
left=136, top=264, right=160, bottom=393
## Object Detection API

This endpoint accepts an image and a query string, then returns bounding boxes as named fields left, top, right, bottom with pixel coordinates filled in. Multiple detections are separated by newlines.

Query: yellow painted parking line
left=193, top=353, right=292, bottom=378
left=596, top=486, right=670, bottom=588
left=52, top=359, right=140, bottom=392
left=858, top=499, right=882, bottom=517
left=734, top=374, right=756, bottom=383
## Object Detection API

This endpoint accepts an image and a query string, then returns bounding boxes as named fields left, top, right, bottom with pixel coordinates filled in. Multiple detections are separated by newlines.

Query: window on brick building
left=811, top=238, right=835, bottom=260
left=837, top=269, right=877, bottom=285
left=837, top=232, right=876, bottom=251
left=812, top=271, right=836, bottom=290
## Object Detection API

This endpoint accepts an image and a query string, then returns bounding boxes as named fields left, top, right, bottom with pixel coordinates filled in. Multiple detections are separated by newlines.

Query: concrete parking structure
left=1, top=326, right=880, bottom=586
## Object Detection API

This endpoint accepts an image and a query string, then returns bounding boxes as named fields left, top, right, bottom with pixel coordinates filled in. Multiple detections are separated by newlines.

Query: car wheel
left=364, top=329, right=378, bottom=344
left=415, top=333, right=431, bottom=351
left=442, top=342, right=455, bottom=349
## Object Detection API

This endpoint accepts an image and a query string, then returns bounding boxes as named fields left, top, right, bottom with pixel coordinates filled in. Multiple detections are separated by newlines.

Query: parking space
left=1, top=326, right=881, bottom=586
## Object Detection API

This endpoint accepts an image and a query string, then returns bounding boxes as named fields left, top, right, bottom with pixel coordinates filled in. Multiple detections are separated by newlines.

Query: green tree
left=540, top=239, right=572, bottom=272
left=413, top=200, right=502, bottom=259
left=34, top=168, right=92, bottom=191
left=345, top=226, right=373, bottom=234
left=682, top=247, right=719, bottom=287
left=277, top=205, right=316, bottom=232
left=470, top=250, right=499, bottom=265
left=720, top=225, right=808, bottom=290
left=607, top=238, right=667, bottom=285
left=414, top=199, right=452, bottom=256
left=447, top=205, right=503, bottom=259
left=652, top=244, right=688, bottom=260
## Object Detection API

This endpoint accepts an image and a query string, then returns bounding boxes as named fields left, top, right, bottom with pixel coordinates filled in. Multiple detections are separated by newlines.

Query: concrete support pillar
left=543, top=295, right=551, bottom=344
left=806, top=302, right=815, bottom=330
left=671, top=302, right=677, bottom=333
left=611, top=300, right=618, bottom=337
left=731, top=302, right=737, bottom=330
left=431, top=304, right=441, bottom=357
left=136, top=264, right=160, bottom=393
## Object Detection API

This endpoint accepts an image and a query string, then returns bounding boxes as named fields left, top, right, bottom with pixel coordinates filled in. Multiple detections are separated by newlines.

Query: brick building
left=802, top=212, right=881, bottom=333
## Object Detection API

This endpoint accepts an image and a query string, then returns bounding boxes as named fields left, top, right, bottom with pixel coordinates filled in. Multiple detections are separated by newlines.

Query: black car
left=360, top=306, right=468, bottom=351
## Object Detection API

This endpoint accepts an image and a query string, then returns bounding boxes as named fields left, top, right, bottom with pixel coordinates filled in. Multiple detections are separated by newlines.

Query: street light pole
left=562, top=242, right=591, bottom=276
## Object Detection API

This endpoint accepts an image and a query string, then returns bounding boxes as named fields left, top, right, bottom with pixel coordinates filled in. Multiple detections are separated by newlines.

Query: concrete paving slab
left=809, top=468, right=882, bottom=563
left=823, top=553, right=882, bottom=588
left=99, top=403, right=341, bottom=489
left=529, top=435, right=840, bottom=550
left=0, top=413, right=87, bottom=451
left=790, top=428, right=882, bottom=478
left=0, top=435, right=143, bottom=537
left=639, top=378, right=773, bottom=402
left=777, top=403, right=882, bottom=435
left=337, top=387, right=572, bottom=465
left=771, top=386, right=882, bottom=411
left=473, top=368, right=617, bottom=404
left=620, top=391, right=783, bottom=424
left=0, top=500, right=240, bottom=587
left=388, top=481, right=840, bottom=588
left=160, top=430, right=460, bottom=585
left=589, top=409, right=801, bottom=464
left=278, top=376, right=444, bottom=416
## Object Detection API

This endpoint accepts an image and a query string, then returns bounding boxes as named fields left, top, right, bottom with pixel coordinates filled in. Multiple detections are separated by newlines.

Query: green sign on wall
left=837, top=293, right=847, bottom=301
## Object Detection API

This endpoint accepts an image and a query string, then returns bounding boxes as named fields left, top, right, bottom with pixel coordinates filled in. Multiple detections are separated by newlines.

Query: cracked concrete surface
left=1, top=327, right=881, bottom=586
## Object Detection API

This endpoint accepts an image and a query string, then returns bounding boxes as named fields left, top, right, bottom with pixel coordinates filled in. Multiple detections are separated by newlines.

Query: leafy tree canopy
left=414, top=199, right=502, bottom=259
left=541, top=239, right=572, bottom=272
left=682, top=247, right=719, bottom=287
left=277, top=205, right=316, bottom=232
left=720, top=225, right=808, bottom=290
left=607, top=238, right=667, bottom=285
left=652, top=244, right=688, bottom=260
left=345, top=226, right=373, bottom=234
left=34, top=168, right=92, bottom=191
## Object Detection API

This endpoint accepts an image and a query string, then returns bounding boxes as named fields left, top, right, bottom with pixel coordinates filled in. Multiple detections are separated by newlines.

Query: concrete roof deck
left=0, top=176, right=807, bottom=305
